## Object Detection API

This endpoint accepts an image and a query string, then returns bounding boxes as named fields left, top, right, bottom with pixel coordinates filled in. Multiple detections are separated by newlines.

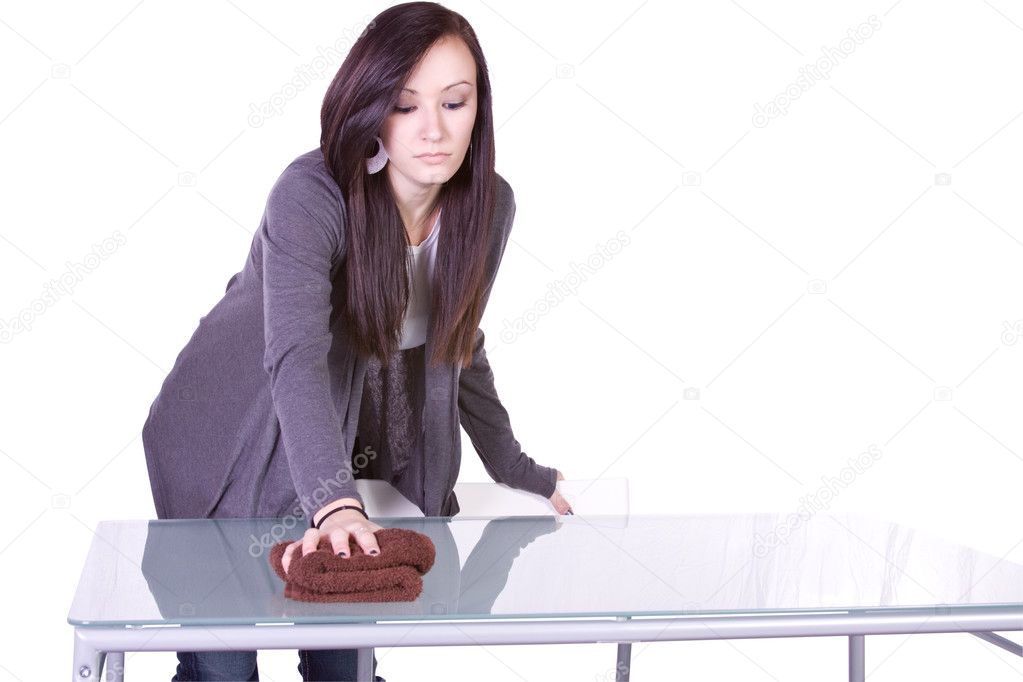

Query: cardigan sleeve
left=260, top=161, right=364, bottom=520
left=456, top=185, right=559, bottom=499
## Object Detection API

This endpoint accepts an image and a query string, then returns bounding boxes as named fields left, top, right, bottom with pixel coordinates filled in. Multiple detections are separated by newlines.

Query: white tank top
left=398, top=208, right=441, bottom=349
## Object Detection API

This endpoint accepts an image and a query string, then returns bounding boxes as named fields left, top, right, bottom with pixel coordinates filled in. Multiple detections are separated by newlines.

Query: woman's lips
left=418, top=153, right=450, bottom=164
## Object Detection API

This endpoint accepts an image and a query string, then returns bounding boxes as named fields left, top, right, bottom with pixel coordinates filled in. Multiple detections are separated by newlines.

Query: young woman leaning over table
left=141, top=2, right=572, bottom=680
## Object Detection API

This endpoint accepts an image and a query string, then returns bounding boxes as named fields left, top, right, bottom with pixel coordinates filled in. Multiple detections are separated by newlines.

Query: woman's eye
left=393, top=102, right=466, bottom=114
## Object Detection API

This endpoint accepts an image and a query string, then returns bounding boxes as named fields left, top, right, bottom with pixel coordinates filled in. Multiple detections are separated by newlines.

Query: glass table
left=67, top=512, right=1023, bottom=681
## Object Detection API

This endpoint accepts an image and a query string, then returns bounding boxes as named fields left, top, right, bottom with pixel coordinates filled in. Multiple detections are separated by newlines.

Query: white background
left=1, top=0, right=1021, bottom=680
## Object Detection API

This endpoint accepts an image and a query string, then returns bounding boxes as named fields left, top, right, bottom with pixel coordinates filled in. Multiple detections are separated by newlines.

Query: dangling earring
left=366, top=135, right=388, bottom=174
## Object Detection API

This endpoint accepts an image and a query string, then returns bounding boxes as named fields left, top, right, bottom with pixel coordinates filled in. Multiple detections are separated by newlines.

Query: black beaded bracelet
left=314, top=504, right=369, bottom=529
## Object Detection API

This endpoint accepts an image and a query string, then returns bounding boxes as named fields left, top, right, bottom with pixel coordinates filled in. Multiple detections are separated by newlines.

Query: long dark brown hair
left=320, top=1, right=498, bottom=369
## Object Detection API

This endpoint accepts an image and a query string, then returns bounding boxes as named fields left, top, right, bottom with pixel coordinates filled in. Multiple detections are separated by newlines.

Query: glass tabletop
left=67, top=512, right=1023, bottom=627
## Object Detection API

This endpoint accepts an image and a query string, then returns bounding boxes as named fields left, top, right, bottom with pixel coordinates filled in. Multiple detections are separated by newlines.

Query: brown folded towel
left=269, top=528, right=436, bottom=603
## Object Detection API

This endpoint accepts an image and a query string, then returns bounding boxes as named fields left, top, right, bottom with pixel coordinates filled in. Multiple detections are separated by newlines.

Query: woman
left=141, top=2, right=573, bottom=680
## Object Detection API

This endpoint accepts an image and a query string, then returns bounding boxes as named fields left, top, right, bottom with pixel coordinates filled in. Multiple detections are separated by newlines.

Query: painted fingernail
left=566, top=509, right=574, bottom=515
left=369, top=549, right=379, bottom=555
left=337, top=551, right=347, bottom=557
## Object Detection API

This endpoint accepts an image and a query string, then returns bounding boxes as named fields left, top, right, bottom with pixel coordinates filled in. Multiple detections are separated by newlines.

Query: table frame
left=71, top=605, right=1022, bottom=681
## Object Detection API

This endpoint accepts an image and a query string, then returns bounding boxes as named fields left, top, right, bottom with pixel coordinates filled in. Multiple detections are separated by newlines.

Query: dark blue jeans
left=172, top=648, right=383, bottom=681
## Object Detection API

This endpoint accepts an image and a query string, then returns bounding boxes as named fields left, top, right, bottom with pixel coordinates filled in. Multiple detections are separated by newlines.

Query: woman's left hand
left=549, top=469, right=573, bottom=514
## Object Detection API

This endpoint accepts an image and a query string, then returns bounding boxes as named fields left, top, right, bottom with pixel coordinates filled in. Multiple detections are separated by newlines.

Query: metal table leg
left=616, top=616, right=632, bottom=682
left=104, top=651, right=125, bottom=681
left=356, top=646, right=374, bottom=682
left=849, top=634, right=864, bottom=682
left=970, top=631, right=1023, bottom=657
left=356, top=622, right=376, bottom=682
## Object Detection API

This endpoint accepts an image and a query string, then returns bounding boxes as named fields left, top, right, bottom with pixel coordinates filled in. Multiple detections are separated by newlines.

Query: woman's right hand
left=549, top=469, right=573, bottom=515
left=281, top=509, right=384, bottom=575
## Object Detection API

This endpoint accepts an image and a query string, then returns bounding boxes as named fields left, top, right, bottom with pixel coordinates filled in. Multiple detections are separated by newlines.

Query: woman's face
left=379, top=36, right=478, bottom=189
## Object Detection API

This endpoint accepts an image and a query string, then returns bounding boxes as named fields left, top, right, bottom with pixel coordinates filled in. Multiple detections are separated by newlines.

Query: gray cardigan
left=142, top=148, right=557, bottom=521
